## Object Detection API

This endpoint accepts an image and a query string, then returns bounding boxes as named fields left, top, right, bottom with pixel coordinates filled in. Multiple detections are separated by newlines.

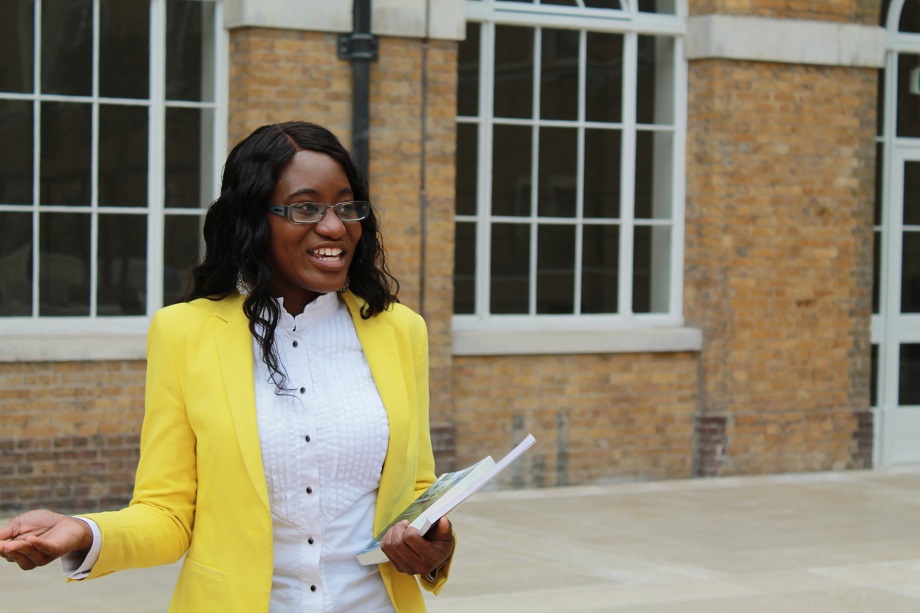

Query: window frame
left=454, top=1, right=692, bottom=353
left=0, top=0, right=228, bottom=354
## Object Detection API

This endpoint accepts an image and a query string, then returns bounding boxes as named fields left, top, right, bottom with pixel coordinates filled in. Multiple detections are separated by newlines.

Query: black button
left=308, top=537, right=315, bottom=545
left=310, top=585, right=317, bottom=592
left=292, top=340, right=298, bottom=348
left=305, top=435, right=311, bottom=443
left=306, top=486, right=313, bottom=494
left=299, top=387, right=306, bottom=394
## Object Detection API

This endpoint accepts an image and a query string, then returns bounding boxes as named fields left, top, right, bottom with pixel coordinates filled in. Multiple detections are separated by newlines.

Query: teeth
left=313, top=247, right=343, bottom=258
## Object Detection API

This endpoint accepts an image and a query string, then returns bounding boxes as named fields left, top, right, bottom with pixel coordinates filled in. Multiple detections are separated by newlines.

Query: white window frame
left=0, top=0, right=228, bottom=361
left=454, top=0, right=698, bottom=355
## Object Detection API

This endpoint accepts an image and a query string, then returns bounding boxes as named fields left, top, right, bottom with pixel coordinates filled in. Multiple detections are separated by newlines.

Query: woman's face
left=265, top=149, right=363, bottom=314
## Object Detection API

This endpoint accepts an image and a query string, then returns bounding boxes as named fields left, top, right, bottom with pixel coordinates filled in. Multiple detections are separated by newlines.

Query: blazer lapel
left=214, top=294, right=270, bottom=511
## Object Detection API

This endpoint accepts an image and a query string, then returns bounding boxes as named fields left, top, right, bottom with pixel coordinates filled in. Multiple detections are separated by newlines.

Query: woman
left=0, top=122, right=455, bottom=612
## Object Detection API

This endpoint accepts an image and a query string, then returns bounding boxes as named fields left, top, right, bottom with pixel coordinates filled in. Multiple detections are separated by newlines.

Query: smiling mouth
left=310, top=247, right=344, bottom=262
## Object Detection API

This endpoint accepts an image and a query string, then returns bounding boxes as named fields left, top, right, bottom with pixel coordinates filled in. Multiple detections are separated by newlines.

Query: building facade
left=0, top=0, right=916, bottom=513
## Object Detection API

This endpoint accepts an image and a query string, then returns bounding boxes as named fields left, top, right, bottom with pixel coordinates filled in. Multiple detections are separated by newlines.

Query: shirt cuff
left=61, top=516, right=102, bottom=580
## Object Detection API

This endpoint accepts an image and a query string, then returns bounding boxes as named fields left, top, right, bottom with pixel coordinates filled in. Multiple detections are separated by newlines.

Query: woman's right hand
left=0, top=510, right=93, bottom=570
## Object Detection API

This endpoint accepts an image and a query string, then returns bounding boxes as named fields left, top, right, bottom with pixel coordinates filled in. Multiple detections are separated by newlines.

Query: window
left=0, top=0, right=224, bottom=328
left=454, top=1, right=686, bottom=338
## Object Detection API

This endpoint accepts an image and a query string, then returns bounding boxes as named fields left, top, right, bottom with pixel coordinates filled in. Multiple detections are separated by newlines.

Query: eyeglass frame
left=264, top=201, right=371, bottom=223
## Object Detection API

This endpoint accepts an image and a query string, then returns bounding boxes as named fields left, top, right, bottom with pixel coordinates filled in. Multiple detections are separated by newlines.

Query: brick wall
left=685, top=59, right=877, bottom=475
left=689, top=0, right=882, bottom=24
left=0, top=361, right=145, bottom=512
left=452, top=352, right=698, bottom=488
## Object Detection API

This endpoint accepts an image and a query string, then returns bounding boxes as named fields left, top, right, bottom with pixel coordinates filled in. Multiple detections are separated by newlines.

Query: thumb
left=426, top=517, right=452, bottom=541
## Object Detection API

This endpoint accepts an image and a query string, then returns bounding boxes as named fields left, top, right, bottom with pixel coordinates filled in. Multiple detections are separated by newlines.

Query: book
left=356, top=433, right=537, bottom=565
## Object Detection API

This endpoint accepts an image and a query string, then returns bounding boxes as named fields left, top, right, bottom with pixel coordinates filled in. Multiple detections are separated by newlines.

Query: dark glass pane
left=99, top=104, right=148, bottom=207
left=874, top=143, right=883, bottom=226
left=492, top=124, right=532, bottom=217
left=897, top=54, right=920, bottom=138
left=458, top=22, right=480, bottom=117
left=870, top=344, right=879, bottom=408
left=585, top=32, right=623, bottom=124
left=540, top=29, right=579, bottom=121
left=538, top=127, right=577, bottom=217
left=0, top=0, right=34, bottom=93
left=633, top=224, right=670, bottom=313
left=637, top=35, right=674, bottom=125
left=541, top=0, right=577, bottom=6
left=873, top=230, right=881, bottom=315
left=456, top=123, right=478, bottom=216
left=902, top=231, right=920, bottom=313
left=635, top=130, right=673, bottom=219
left=100, top=0, right=150, bottom=99
left=166, top=0, right=215, bottom=101
left=0, top=100, right=33, bottom=204
left=582, top=224, right=618, bottom=313
left=585, top=0, right=623, bottom=8
left=165, top=107, right=213, bottom=208
left=904, top=161, right=920, bottom=225
left=163, top=214, right=203, bottom=305
left=490, top=223, right=530, bottom=314
left=899, top=344, right=920, bottom=405
left=584, top=129, right=620, bottom=218
left=494, top=26, right=533, bottom=119
left=880, top=0, right=893, bottom=26
left=40, top=102, right=91, bottom=205
left=98, top=214, right=146, bottom=315
left=453, top=221, right=476, bottom=314
left=41, top=0, right=92, bottom=96
left=899, top=0, right=920, bottom=33
left=536, top=224, right=574, bottom=314
left=39, top=212, right=90, bottom=315
left=877, top=68, right=885, bottom=137
left=638, top=0, right=676, bottom=13
left=0, top=212, right=33, bottom=315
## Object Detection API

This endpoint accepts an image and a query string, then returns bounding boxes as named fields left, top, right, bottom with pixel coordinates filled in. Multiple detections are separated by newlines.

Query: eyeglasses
left=265, top=201, right=370, bottom=223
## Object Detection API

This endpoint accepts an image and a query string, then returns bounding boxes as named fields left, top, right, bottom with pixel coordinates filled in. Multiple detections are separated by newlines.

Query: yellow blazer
left=80, top=292, right=449, bottom=612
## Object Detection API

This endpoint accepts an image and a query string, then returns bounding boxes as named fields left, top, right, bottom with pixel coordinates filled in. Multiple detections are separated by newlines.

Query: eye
left=339, top=202, right=356, bottom=215
left=301, top=202, right=322, bottom=215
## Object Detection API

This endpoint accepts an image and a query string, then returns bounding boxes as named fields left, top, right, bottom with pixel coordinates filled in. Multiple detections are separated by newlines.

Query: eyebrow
left=286, top=187, right=355, bottom=202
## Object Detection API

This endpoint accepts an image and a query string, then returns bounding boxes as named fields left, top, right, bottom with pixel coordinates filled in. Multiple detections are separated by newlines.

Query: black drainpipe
left=337, top=0, right=378, bottom=179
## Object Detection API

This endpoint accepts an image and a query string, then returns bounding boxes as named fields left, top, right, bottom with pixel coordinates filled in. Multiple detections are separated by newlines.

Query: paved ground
left=2, top=466, right=920, bottom=612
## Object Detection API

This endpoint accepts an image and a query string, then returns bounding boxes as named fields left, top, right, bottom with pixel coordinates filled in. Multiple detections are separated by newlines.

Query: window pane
left=39, top=212, right=90, bottom=315
left=633, top=224, right=671, bottom=313
left=166, top=0, right=215, bottom=102
left=98, top=214, right=146, bottom=315
left=637, top=35, right=675, bottom=125
left=585, top=0, right=624, bottom=8
left=41, top=0, right=92, bottom=96
left=541, top=0, right=577, bottom=6
left=40, top=102, right=91, bottom=206
left=0, top=212, right=33, bottom=315
left=163, top=214, right=203, bottom=306
left=584, top=128, right=621, bottom=218
left=456, top=123, right=478, bottom=216
left=538, top=127, right=577, bottom=217
left=537, top=224, right=574, bottom=314
left=870, top=344, right=879, bottom=408
left=0, top=0, right=34, bottom=93
left=582, top=224, right=618, bottom=313
left=491, top=223, right=530, bottom=314
left=165, top=107, right=214, bottom=208
left=99, top=104, right=149, bottom=207
left=873, top=230, right=881, bottom=314
left=458, top=22, right=480, bottom=117
left=897, top=54, right=920, bottom=138
left=874, top=143, right=883, bottom=226
left=635, top=130, right=673, bottom=219
left=899, top=344, right=920, bottom=405
left=877, top=68, right=885, bottom=137
left=638, top=0, right=676, bottom=14
left=902, top=231, right=920, bottom=313
left=585, top=32, right=623, bottom=124
left=540, top=29, right=579, bottom=121
left=492, top=124, right=532, bottom=217
left=454, top=221, right=476, bottom=314
left=100, top=0, right=150, bottom=99
left=494, top=26, right=533, bottom=119
left=899, top=0, right=920, bottom=33
left=0, top=100, right=34, bottom=204
left=904, top=161, right=920, bottom=226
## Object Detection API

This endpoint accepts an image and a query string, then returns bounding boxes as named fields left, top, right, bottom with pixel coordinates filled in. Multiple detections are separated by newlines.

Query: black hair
left=182, top=121, right=399, bottom=388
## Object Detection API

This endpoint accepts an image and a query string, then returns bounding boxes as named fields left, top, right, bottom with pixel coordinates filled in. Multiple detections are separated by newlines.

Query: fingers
left=380, top=518, right=454, bottom=577
left=0, top=537, right=55, bottom=570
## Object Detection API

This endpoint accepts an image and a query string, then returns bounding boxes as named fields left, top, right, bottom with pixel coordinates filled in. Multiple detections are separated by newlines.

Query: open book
left=356, top=433, right=537, bottom=565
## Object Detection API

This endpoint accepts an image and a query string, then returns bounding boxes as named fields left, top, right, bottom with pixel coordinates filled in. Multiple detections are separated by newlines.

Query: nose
left=314, top=207, right=347, bottom=238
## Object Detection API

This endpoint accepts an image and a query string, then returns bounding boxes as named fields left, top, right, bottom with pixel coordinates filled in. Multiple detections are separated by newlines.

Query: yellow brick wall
left=685, top=59, right=876, bottom=474
left=689, top=0, right=882, bottom=24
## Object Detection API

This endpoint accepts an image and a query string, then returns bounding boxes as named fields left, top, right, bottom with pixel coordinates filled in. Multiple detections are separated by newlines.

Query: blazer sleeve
left=78, top=308, right=198, bottom=577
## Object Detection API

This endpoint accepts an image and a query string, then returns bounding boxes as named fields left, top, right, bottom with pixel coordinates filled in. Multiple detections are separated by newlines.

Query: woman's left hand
left=380, top=517, right=454, bottom=577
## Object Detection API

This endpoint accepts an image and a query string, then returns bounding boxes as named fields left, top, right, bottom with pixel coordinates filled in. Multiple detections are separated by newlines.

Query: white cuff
left=60, top=517, right=102, bottom=580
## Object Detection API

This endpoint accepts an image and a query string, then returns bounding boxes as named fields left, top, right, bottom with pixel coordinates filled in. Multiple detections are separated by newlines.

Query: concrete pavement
left=2, top=466, right=919, bottom=612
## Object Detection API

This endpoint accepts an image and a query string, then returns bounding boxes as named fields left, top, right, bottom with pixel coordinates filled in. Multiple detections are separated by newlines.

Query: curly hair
left=182, top=121, right=399, bottom=388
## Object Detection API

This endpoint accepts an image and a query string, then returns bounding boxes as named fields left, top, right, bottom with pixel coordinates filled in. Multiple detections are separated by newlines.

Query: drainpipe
left=337, top=0, right=378, bottom=179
